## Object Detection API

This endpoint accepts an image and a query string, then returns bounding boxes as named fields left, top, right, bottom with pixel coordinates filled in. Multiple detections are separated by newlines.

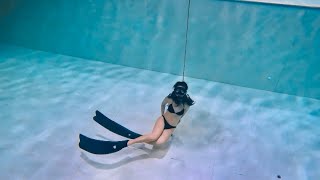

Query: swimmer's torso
left=163, top=98, right=185, bottom=126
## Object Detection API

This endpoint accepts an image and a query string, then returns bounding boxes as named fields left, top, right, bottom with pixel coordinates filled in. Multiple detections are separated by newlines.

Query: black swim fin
left=93, top=110, right=142, bottom=139
left=79, top=134, right=129, bottom=154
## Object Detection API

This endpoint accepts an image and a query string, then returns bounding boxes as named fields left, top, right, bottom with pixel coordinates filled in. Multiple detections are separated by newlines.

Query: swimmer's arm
left=161, top=97, right=170, bottom=115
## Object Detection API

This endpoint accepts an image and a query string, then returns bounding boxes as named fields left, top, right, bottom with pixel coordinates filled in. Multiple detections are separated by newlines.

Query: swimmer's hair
left=173, top=81, right=188, bottom=91
left=185, top=94, right=195, bottom=106
left=168, top=81, right=195, bottom=106
left=167, top=93, right=195, bottom=106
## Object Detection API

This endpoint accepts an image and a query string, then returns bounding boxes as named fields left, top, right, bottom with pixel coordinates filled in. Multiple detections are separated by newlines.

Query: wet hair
left=173, top=81, right=188, bottom=91
left=167, top=81, right=195, bottom=106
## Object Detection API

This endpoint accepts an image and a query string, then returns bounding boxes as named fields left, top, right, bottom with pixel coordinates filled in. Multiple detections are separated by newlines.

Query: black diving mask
left=174, top=86, right=187, bottom=97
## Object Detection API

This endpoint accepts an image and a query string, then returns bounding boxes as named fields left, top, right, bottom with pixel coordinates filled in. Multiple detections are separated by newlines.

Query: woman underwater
left=79, top=81, right=195, bottom=154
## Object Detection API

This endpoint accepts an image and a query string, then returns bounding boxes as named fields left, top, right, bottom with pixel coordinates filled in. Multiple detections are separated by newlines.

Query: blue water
left=0, top=43, right=319, bottom=180
left=1, top=0, right=320, bottom=180
left=1, top=0, right=320, bottom=99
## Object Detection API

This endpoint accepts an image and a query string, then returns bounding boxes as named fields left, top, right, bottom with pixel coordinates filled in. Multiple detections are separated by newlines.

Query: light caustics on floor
left=0, top=44, right=319, bottom=180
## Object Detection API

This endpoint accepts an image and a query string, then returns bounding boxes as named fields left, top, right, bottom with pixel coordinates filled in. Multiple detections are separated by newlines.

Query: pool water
left=0, top=44, right=319, bottom=180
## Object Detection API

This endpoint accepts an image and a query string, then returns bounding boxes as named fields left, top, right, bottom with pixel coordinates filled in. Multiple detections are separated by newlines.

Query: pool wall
left=0, top=0, right=319, bottom=99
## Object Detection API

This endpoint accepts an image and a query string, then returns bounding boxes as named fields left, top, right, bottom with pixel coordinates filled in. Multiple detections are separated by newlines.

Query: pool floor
left=0, top=43, right=319, bottom=180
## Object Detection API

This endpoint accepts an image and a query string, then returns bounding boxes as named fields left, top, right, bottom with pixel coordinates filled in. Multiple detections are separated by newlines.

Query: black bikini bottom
left=162, top=115, right=176, bottom=129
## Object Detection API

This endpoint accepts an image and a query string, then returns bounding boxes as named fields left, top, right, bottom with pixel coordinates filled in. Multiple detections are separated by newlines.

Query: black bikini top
left=167, top=104, right=184, bottom=116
